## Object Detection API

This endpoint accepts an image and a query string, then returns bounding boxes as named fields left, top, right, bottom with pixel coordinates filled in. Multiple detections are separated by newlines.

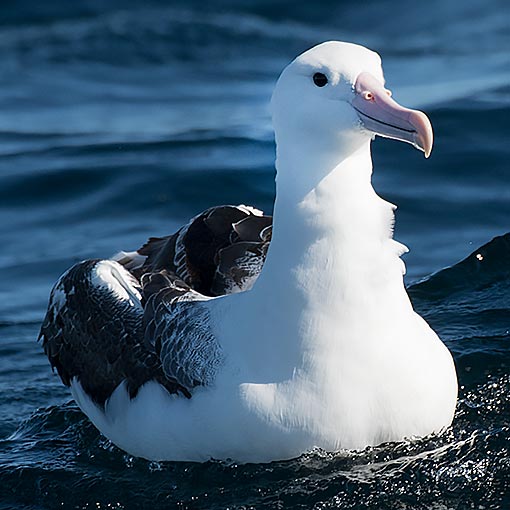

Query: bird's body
left=39, top=41, right=458, bottom=462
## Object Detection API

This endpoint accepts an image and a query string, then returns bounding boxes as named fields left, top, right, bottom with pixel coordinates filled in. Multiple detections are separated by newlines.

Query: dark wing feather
left=212, top=241, right=269, bottom=295
left=40, top=204, right=271, bottom=404
left=124, top=205, right=272, bottom=296
left=141, top=271, right=223, bottom=394
left=39, top=260, right=187, bottom=405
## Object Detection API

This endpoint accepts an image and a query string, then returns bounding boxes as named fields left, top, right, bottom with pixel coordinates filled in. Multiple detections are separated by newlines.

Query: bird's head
left=271, top=41, right=433, bottom=162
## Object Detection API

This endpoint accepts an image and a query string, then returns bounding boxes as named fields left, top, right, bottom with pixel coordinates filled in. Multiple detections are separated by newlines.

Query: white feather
left=92, top=260, right=142, bottom=308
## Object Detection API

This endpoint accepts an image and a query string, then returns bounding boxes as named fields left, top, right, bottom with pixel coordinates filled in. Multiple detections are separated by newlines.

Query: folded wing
left=39, top=205, right=272, bottom=405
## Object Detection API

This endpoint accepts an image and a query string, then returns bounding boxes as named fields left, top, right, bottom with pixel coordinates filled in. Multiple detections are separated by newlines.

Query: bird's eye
left=313, top=72, right=328, bottom=87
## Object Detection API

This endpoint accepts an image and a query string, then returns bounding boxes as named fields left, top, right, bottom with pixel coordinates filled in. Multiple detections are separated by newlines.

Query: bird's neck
left=252, top=140, right=409, bottom=314
left=220, top=140, right=414, bottom=379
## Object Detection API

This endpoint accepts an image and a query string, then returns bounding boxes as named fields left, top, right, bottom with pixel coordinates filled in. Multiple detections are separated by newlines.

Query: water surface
left=0, top=1, right=509, bottom=508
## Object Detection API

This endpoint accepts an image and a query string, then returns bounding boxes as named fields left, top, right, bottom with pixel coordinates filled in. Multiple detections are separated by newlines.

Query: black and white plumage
left=39, top=41, right=457, bottom=463
left=39, top=205, right=271, bottom=405
left=120, top=205, right=271, bottom=296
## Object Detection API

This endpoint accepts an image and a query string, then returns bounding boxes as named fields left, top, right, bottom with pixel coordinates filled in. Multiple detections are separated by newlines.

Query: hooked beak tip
left=412, top=110, right=433, bottom=159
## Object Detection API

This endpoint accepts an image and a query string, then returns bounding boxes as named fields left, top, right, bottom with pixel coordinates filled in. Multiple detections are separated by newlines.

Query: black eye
left=313, top=72, right=328, bottom=87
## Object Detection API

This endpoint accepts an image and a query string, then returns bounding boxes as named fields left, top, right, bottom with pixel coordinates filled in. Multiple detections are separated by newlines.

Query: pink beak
left=352, top=72, right=433, bottom=158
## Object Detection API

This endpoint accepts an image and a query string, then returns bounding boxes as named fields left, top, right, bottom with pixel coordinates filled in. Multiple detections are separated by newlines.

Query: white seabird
left=39, top=41, right=458, bottom=463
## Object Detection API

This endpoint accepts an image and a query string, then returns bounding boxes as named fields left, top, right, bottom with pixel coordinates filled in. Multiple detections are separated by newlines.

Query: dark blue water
left=0, top=1, right=509, bottom=508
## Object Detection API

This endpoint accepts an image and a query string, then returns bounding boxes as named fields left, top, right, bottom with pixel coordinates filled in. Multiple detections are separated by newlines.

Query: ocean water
left=0, top=0, right=509, bottom=508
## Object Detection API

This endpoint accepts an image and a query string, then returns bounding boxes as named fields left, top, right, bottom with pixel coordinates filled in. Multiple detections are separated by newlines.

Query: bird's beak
left=352, top=72, right=433, bottom=158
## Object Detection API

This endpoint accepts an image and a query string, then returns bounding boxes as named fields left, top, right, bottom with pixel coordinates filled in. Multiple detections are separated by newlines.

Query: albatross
left=39, top=41, right=458, bottom=463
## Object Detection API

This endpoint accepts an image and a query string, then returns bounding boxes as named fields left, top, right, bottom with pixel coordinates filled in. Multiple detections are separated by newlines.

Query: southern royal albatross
left=39, top=41, right=458, bottom=463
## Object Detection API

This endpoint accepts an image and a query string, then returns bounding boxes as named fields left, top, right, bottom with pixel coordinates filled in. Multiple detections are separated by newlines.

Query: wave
left=2, top=374, right=508, bottom=509
left=409, top=233, right=510, bottom=388
left=1, top=1, right=508, bottom=107
left=409, top=233, right=510, bottom=301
